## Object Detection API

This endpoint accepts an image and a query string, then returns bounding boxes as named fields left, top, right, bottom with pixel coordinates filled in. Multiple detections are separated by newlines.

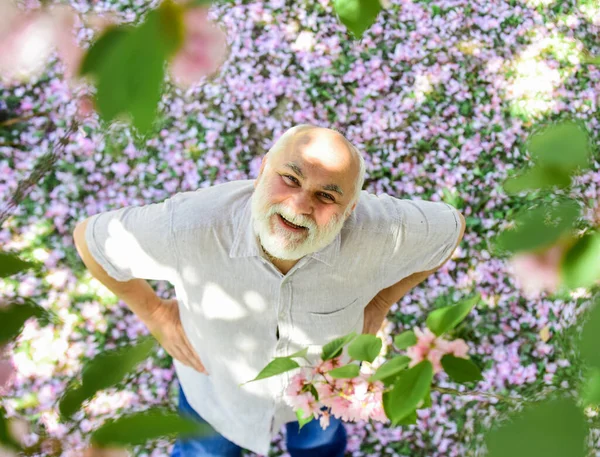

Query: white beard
left=250, top=179, right=352, bottom=261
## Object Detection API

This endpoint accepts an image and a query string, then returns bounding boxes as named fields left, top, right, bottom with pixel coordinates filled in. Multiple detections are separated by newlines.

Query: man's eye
left=283, top=175, right=299, bottom=185
left=320, top=193, right=335, bottom=202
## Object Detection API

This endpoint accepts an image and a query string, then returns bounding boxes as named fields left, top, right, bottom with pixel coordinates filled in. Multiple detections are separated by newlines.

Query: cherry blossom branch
left=0, top=112, right=50, bottom=128
left=0, top=120, right=78, bottom=226
left=432, top=386, right=523, bottom=405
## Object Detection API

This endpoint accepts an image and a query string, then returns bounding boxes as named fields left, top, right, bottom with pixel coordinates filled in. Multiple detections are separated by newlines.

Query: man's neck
left=260, top=243, right=299, bottom=275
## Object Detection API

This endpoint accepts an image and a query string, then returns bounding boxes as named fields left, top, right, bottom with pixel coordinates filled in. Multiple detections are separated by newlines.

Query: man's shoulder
left=345, top=191, right=405, bottom=233
left=169, top=179, right=254, bottom=232
left=349, top=191, right=451, bottom=229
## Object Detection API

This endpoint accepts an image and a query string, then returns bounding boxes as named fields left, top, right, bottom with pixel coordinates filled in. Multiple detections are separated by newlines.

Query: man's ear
left=345, top=201, right=358, bottom=220
left=254, top=155, right=268, bottom=189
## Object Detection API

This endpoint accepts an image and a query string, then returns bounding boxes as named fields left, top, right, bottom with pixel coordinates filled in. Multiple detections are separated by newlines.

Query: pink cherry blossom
left=406, top=327, right=471, bottom=374
left=169, top=7, right=229, bottom=88
left=0, top=3, right=56, bottom=85
left=444, top=339, right=470, bottom=359
left=508, top=244, right=566, bottom=298
left=0, top=345, right=14, bottom=395
left=48, top=5, right=81, bottom=79
left=319, top=410, right=330, bottom=430
left=0, top=2, right=85, bottom=84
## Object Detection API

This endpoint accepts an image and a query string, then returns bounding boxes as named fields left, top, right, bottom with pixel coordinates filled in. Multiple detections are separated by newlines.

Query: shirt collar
left=229, top=195, right=341, bottom=267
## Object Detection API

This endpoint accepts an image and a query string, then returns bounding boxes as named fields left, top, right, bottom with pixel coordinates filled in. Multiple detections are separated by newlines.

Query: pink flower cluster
left=406, top=327, right=469, bottom=374
left=285, top=357, right=388, bottom=430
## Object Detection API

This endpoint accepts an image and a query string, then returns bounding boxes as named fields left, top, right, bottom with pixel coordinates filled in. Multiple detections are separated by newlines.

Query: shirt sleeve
left=382, top=199, right=462, bottom=286
left=84, top=197, right=178, bottom=283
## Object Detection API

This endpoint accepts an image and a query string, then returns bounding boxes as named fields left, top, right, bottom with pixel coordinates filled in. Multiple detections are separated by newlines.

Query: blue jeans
left=171, top=385, right=347, bottom=457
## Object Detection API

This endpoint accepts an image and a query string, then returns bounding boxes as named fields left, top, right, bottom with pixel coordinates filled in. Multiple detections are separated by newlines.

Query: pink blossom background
left=1, top=0, right=599, bottom=455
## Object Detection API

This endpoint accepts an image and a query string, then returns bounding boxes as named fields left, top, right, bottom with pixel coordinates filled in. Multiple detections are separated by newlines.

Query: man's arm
left=73, top=219, right=163, bottom=323
left=362, top=211, right=466, bottom=335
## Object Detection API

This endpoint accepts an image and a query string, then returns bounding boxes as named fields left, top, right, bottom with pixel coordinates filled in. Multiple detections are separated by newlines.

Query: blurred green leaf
left=79, top=26, right=129, bottom=76
left=59, top=337, right=156, bottom=418
left=0, top=251, right=37, bottom=278
left=527, top=121, right=590, bottom=172
left=0, top=407, right=22, bottom=452
left=394, top=330, right=417, bottom=350
left=90, top=407, right=213, bottom=447
left=580, top=298, right=600, bottom=370
left=561, top=232, right=600, bottom=289
left=79, top=2, right=184, bottom=133
left=245, top=357, right=299, bottom=384
left=187, top=0, right=213, bottom=5
left=494, top=200, right=580, bottom=254
left=321, top=332, right=357, bottom=361
left=383, top=360, right=433, bottom=425
left=485, top=398, right=587, bottom=457
left=421, top=386, right=432, bottom=408
left=395, top=410, right=417, bottom=425
left=503, top=165, right=572, bottom=194
left=287, top=347, right=309, bottom=360
left=369, top=356, right=411, bottom=384
left=296, top=408, right=314, bottom=431
left=582, top=368, right=600, bottom=406
left=348, top=334, right=382, bottom=363
left=426, top=295, right=479, bottom=337
left=328, top=364, right=361, bottom=379
left=441, top=355, right=483, bottom=383
left=0, top=302, right=48, bottom=345
left=333, top=0, right=382, bottom=39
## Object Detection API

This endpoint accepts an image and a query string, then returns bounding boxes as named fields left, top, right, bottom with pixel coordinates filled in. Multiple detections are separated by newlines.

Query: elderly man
left=73, top=124, right=465, bottom=457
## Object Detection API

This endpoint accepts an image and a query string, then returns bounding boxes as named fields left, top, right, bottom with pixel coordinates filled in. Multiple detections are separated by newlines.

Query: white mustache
left=269, top=206, right=316, bottom=231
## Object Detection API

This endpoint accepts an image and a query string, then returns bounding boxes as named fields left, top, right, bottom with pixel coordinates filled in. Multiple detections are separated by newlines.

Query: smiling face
left=251, top=126, right=361, bottom=261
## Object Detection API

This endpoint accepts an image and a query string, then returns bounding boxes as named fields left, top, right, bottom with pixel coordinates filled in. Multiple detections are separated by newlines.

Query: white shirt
left=84, top=179, right=461, bottom=454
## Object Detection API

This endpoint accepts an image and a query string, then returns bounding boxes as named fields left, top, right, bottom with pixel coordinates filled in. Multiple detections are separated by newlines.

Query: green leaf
left=79, top=26, right=129, bottom=76
left=421, top=386, right=432, bottom=408
left=561, top=232, right=600, bottom=289
left=0, top=302, right=48, bottom=345
left=333, top=0, right=382, bottom=39
left=441, top=355, right=483, bottom=383
left=426, top=295, right=479, bottom=337
left=321, top=332, right=357, bottom=361
left=527, top=121, right=590, bottom=173
left=347, top=334, right=382, bottom=363
left=0, top=407, right=22, bottom=452
left=295, top=408, right=314, bottom=431
left=245, top=358, right=299, bottom=384
left=383, top=361, right=433, bottom=425
left=187, top=0, right=213, bottom=6
left=155, top=0, right=185, bottom=56
left=582, top=368, right=600, bottom=406
left=485, top=398, right=587, bottom=457
left=369, top=356, right=411, bottom=384
left=0, top=251, right=38, bottom=278
left=394, top=331, right=417, bottom=350
left=580, top=298, right=600, bottom=370
left=328, top=364, right=361, bottom=379
left=79, top=3, right=184, bottom=134
left=287, top=348, right=309, bottom=360
left=395, top=410, right=417, bottom=425
left=494, top=200, right=580, bottom=254
left=90, top=408, right=213, bottom=447
left=59, top=337, right=156, bottom=418
left=503, top=165, right=572, bottom=194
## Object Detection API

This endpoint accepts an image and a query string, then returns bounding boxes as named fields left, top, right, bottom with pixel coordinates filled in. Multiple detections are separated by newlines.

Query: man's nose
left=290, top=191, right=313, bottom=216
